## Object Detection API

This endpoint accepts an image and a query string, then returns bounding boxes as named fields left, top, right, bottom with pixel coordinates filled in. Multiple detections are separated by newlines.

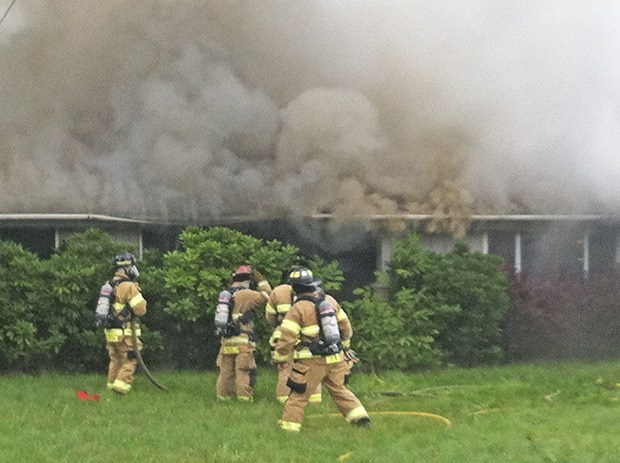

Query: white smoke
left=1, top=0, right=619, bottom=228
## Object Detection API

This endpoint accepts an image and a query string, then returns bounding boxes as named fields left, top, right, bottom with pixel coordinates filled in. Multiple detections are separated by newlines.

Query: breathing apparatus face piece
left=125, top=265, right=140, bottom=280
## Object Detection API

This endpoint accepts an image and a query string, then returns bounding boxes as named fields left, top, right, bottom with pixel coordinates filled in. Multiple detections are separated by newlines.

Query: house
left=362, top=214, right=620, bottom=279
left=0, top=214, right=153, bottom=258
left=2, top=213, right=620, bottom=280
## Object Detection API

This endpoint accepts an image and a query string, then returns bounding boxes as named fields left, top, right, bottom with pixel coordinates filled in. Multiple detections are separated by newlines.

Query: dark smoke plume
left=1, top=1, right=619, bottom=236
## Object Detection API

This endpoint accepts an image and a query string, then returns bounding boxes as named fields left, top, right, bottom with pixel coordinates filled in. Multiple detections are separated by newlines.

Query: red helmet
left=232, top=265, right=253, bottom=281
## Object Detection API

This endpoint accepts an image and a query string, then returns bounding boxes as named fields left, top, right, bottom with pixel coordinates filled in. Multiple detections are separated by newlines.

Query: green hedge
left=344, top=233, right=510, bottom=371
left=0, top=229, right=143, bottom=371
left=0, top=227, right=343, bottom=372
left=0, top=227, right=513, bottom=373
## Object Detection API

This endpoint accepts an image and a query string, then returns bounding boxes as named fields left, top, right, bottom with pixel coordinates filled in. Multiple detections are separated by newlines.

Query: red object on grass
left=77, top=390, right=101, bottom=401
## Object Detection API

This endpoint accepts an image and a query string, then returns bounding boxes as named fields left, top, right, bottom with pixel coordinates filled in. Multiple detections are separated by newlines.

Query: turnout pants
left=216, top=346, right=257, bottom=401
left=276, top=360, right=322, bottom=403
left=280, top=358, right=368, bottom=431
left=107, top=336, right=142, bottom=394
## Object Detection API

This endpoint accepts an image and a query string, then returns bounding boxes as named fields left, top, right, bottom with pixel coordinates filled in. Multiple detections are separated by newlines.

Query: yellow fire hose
left=315, top=410, right=452, bottom=426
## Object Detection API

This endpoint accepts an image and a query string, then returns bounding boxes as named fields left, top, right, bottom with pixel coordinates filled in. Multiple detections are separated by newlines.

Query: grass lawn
left=0, top=360, right=618, bottom=463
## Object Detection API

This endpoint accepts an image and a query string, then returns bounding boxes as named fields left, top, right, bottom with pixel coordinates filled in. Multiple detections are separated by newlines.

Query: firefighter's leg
left=113, top=339, right=138, bottom=394
left=275, top=360, right=320, bottom=404
left=344, top=359, right=354, bottom=385
left=323, top=361, right=370, bottom=425
left=216, top=352, right=236, bottom=400
left=106, top=342, right=123, bottom=388
left=309, top=381, right=322, bottom=404
left=276, top=360, right=292, bottom=403
left=280, top=360, right=326, bottom=432
left=235, top=350, right=257, bottom=401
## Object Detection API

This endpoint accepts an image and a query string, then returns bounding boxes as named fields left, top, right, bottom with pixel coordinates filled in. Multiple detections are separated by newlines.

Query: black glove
left=238, top=310, right=255, bottom=325
left=215, top=322, right=239, bottom=338
left=95, top=315, right=107, bottom=328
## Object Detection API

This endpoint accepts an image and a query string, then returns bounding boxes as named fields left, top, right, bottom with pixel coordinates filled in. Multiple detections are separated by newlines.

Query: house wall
left=378, top=224, right=620, bottom=278
left=0, top=224, right=144, bottom=259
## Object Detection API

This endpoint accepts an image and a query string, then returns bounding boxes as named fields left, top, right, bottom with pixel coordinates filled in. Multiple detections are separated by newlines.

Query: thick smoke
left=1, top=1, right=619, bottom=234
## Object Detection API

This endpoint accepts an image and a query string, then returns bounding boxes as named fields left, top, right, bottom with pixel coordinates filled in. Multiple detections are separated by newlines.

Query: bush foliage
left=160, top=226, right=344, bottom=368
left=0, top=229, right=144, bottom=371
left=5, top=226, right=612, bottom=373
left=0, top=241, right=54, bottom=369
left=0, top=226, right=343, bottom=372
left=345, top=233, right=510, bottom=371
left=504, top=272, right=620, bottom=360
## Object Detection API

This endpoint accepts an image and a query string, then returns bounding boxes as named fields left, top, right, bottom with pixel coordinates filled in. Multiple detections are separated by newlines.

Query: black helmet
left=288, top=267, right=321, bottom=290
left=113, top=253, right=140, bottom=280
left=281, top=264, right=303, bottom=284
left=113, top=253, right=137, bottom=269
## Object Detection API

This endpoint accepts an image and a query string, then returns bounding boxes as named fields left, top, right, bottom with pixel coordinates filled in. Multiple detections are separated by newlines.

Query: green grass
left=0, top=360, right=618, bottom=462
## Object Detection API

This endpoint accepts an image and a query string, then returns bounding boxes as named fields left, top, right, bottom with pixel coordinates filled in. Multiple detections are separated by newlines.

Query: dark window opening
left=0, top=228, right=56, bottom=258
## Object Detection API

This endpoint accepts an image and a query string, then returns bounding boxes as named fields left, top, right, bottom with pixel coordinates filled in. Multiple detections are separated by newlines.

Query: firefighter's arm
left=265, top=296, right=278, bottom=327
left=127, top=283, right=147, bottom=317
left=257, top=280, right=271, bottom=303
left=251, top=269, right=271, bottom=301
left=335, top=304, right=358, bottom=362
left=337, top=307, right=353, bottom=348
left=273, top=308, right=301, bottom=362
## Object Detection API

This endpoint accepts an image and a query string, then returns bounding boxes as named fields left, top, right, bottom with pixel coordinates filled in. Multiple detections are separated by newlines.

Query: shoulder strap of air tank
left=109, top=277, right=133, bottom=317
left=110, top=276, right=130, bottom=288
left=296, top=294, right=328, bottom=340
left=225, top=287, right=240, bottom=323
left=226, top=286, right=240, bottom=303
left=295, top=294, right=322, bottom=305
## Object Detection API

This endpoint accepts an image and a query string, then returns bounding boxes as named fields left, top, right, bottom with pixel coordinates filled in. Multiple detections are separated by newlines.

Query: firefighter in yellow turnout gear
left=98, top=253, right=147, bottom=395
left=266, top=277, right=323, bottom=404
left=274, top=268, right=370, bottom=432
left=215, top=265, right=272, bottom=401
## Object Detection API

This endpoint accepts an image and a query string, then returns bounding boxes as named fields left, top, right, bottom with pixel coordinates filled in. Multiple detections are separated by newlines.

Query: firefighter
left=274, top=267, right=370, bottom=432
left=215, top=265, right=272, bottom=401
left=98, top=253, right=147, bottom=395
left=266, top=266, right=322, bottom=404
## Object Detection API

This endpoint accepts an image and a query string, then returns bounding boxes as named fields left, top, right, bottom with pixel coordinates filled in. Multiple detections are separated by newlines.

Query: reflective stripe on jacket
left=265, top=284, right=293, bottom=327
left=275, top=291, right=351, bottom=362
left=104, top=327, right=142, bottom=343
left=104, top=273, right=147, bottom=342
left=220, top=282, right=271, bottom=350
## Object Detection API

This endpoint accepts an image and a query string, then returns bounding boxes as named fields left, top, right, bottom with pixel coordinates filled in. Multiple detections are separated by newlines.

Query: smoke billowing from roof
left=1, top=1, right=620, bottom=231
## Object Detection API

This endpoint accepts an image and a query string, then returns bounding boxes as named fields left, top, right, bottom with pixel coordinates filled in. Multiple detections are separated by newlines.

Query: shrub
left=44, top=229, right=161, bottom=371
left=344, top=287, right=458, bottom=371
left=504, top=272, right=620, bottom=360
left=421, top=243, right=510, bottom=365
left=347, top=233, right=510, bottom=370
left=0, top=242, right=60, bottom=370
left=0, top=229, right=167, bottom=372
left=161, top=226, right=344, bottom=368
left=0, top=226, right=345, bottom=372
